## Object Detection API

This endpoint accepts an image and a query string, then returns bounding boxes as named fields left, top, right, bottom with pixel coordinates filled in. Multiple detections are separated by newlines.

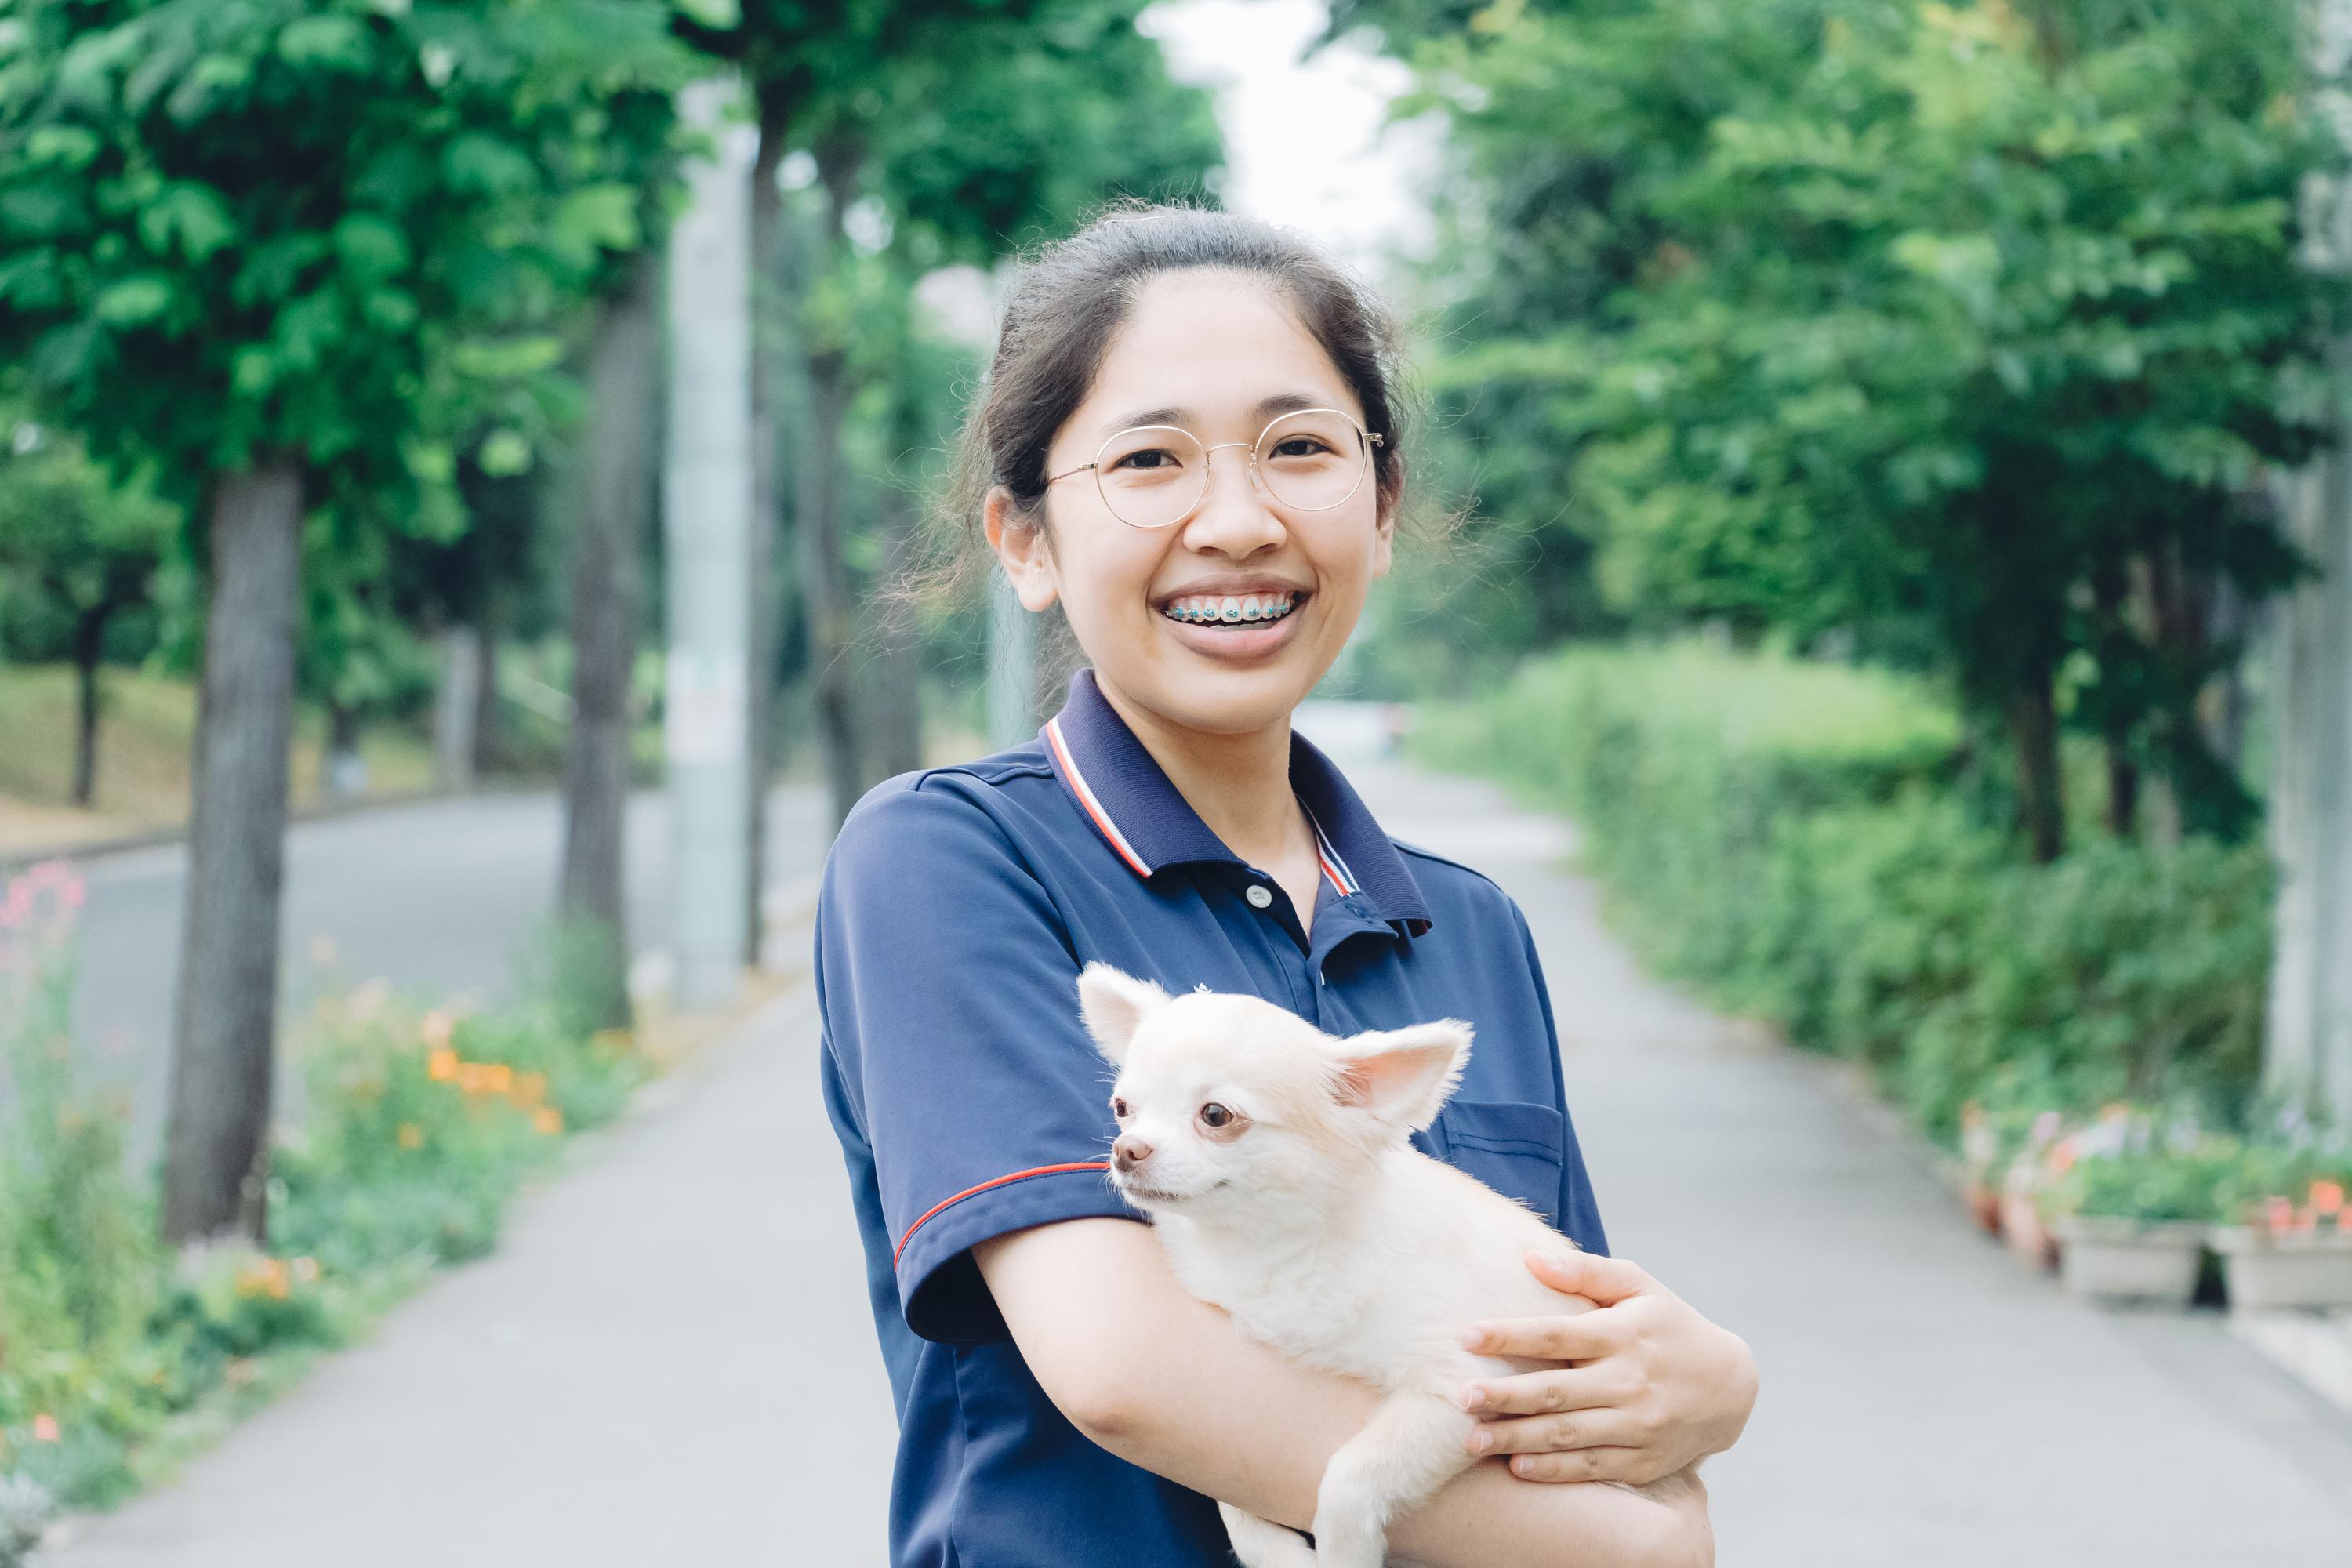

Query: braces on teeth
left=1163, top=596, right=1296, bottom=625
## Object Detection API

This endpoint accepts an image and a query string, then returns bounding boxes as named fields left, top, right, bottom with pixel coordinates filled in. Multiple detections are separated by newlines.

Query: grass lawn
left=0, top=662, right=438, bottom=855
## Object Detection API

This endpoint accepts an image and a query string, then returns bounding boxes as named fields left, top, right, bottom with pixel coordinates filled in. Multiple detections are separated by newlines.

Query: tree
left=0, top=0, right=688, bottom=1243
left=0, top=406, right=176, bottom=806
left=1387, top=0, right=2340, bottom=858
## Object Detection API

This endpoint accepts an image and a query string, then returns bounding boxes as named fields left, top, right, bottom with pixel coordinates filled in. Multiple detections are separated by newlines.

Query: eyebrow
left=1094, top=391, right=1337, bottom=441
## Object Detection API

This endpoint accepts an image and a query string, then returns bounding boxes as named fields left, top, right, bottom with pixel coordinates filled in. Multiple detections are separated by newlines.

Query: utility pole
left=986, top=571, right=1035, bottom=748
left=2267, top=0, right=2352, bottom=1124
left=662, top=74, right=756, bottom=1013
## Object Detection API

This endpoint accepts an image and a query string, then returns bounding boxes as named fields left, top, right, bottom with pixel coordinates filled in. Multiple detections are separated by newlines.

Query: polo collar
left=1040, top=666, right=1434, bottom=938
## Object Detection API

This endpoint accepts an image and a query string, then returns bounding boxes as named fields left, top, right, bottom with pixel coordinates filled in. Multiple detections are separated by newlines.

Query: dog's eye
left=1200, top=1102, right=1232, bottom=1129
left=1112, top=1097, right=1130, bottom=1120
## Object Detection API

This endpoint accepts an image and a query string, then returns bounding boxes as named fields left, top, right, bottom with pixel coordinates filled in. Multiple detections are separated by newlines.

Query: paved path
left=31, top=783, right=827, bottom=1172
left=34, top=750, right=2352, bottom=1564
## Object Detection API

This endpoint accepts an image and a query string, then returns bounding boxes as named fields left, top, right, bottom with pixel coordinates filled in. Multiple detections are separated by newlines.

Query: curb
left=0, top=781, right=537, bottom=877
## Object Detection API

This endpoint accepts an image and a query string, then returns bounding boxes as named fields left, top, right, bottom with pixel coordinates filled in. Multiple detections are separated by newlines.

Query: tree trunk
left=162, top=460, right=303, bottom=1246
left=742, top=85, right=790, bottom=967
left=872, top=481, right=926, bottom=777
left=2089, top=557, right=2136, bottom=837
left=433, top=622, right=481, bottom=793
left=323, top=699, right=364, bottom=799
left=2006, top=673, right=2065, bottom=864
left=470, top=580, right=503, bottom=781
left=801, top=132, right=868, bottom=837
left=70, top=602, right=106, bottom=807
left=557, top=252, right=662, bottom=1037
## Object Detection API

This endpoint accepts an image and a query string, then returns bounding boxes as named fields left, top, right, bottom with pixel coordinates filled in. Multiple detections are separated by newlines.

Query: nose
left=1112, top=1134, right=1154, bottom=1172
left=1179, top=443, right=1283, bottom=552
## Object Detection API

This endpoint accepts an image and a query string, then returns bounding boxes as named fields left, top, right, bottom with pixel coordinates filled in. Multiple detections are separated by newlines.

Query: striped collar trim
left=1039, top=666, right=1432, bottom=937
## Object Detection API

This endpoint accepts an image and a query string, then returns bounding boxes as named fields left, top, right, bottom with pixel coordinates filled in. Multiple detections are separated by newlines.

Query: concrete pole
left=662, top=74, right=756, bottom=1014
left=2267, top=4, right=2352, bottom=1124
left=986, top=570, right=1036, bottom=749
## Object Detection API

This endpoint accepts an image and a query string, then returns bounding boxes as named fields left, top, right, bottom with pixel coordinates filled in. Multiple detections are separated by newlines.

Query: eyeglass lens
left=1092, top=409, right=1372, bottom=528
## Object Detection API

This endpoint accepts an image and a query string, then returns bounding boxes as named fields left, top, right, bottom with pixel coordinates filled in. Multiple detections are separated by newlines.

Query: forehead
left=1072, top=269, right=1363, bottom=440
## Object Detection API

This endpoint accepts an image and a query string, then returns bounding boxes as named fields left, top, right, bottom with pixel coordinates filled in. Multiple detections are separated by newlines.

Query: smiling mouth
left=1157, top=592, right=1308, bottom=628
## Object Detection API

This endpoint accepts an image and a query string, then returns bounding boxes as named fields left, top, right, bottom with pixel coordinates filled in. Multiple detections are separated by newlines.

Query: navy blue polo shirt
left=815, top=665, right=1610, bottom=1568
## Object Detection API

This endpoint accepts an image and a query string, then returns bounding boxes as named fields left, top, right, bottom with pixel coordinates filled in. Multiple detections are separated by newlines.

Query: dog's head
left=1075, top=961, right=1473, bottom=1221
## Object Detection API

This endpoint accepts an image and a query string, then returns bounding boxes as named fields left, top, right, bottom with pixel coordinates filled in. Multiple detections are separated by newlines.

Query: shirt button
left=1245, top=884, right=1273, bottom=909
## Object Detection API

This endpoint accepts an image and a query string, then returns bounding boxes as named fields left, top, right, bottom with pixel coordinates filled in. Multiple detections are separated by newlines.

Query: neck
left=1093, top=671, right=1307, bottom=867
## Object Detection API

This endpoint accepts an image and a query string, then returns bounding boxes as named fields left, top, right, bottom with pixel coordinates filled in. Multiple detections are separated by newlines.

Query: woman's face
left=987, top=268, right=1396, bottom=739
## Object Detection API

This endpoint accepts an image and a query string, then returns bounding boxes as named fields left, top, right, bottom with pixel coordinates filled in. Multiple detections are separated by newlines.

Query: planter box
left=2050, top=1214, right=2206, bottom=1307
left=2209, top=1226, right=2352, bottom=1312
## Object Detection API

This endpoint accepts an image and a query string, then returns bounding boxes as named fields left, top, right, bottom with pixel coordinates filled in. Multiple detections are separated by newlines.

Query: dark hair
left=877, top=197, right=1464, bottom=648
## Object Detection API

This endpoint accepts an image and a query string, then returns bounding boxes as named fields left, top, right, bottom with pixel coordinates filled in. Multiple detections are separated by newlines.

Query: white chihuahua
left=1074, top=961, right=1698, bottom=1568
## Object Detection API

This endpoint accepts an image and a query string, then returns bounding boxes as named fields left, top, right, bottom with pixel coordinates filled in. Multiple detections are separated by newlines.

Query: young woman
left=816, top=203, right=1754, bottom=1568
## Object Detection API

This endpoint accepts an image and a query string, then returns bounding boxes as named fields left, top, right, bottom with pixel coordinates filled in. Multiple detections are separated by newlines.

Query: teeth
left=1163, top=591, right=1295, bottom=626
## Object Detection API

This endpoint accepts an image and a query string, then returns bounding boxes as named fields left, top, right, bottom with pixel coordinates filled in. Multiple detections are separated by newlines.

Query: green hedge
left=1414, top=643, right=2276, bottom=1147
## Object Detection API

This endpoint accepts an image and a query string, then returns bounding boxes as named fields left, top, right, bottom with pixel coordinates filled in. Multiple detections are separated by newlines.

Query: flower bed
left=0, top=859, right=651, bottom=1558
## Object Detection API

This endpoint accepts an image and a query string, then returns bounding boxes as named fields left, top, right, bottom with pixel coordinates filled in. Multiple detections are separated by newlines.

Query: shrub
left=1417, top=641, right=2277, bottom=1148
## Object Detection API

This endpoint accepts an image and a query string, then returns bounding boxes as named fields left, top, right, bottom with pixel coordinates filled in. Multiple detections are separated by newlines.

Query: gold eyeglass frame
left=1044, top=406, right=1385, bottom=529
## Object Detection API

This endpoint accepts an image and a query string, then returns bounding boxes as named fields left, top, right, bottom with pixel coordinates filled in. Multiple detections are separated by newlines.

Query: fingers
left=1461, top=1311, right=1617, bottom=1361
left=1457, top=1364, right=1619, bottom=1417
left=1463, top=1406, right=1647, bottom=1459
left=1502, top=1447, right=1662, bottom=1486
left=1525, top=1247, right=1656, bottom=1306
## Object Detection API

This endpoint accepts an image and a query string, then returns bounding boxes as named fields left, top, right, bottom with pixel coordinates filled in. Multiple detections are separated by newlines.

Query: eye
left=1112, top=1097, right=1130, bottom=1120
left=1110, top=447, right=1183, bottom=472
left=1200, top=1102, right=1232, bottom=1129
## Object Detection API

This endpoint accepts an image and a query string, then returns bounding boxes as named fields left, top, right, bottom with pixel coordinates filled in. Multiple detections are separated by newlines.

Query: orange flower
left=2265, top=1196, right=2296, bottom=1236
left=532, top=1107, right=563, bottom=1135
left=513, top=1071, right=548, bottom=1105
left=2310, top=1179, right=2343, bottom=1216
left=479, top=1063, right=514, bottom=1094
left=396, top=1122, right=424, bottom=1149
left=426, top=1048, right=458, bottom=1082
left=31, top=1413, right=59, bottom=1443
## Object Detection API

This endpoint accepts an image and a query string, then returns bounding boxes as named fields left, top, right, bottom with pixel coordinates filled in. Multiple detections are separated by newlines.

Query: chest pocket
left=1421, top=1099, right=1566, bottom=1225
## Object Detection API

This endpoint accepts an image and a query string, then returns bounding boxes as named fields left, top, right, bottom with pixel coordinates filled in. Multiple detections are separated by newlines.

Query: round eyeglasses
left=1044, top=407, right=1385, bottom=529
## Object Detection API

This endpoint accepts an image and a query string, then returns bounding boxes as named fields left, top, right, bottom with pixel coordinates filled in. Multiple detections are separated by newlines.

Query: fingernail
left=1465, top=1428, right=1491, bottom=1454
left=1457, top=1385, right=1485, bottom=1411
left=1460, top=1327, right=1486, bottom=1350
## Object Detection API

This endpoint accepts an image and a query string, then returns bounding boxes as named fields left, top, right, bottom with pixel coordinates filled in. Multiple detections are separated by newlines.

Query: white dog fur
left=1075, top=961, right=1697, bottom=1568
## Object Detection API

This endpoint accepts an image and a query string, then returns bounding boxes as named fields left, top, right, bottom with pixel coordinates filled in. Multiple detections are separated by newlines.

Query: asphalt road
left=42, top=783, right=829, bottom=1175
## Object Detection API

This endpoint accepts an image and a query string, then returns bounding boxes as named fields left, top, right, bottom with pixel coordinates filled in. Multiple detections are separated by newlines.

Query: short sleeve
left=1508, top=894, right=1611, bottom=1258
left=815, top=776, right=1138, bottom=1343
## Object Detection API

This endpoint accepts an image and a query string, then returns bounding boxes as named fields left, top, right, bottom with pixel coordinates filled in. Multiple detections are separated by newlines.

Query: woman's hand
left=1454, top=1248, right=1757, bottom=1487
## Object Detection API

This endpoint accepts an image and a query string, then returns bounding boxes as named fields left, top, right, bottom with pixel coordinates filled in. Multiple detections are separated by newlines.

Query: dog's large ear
left=1076, top=962, right=1173, bottom=1066
left=1330, top=1020, right=1473, bottom=1133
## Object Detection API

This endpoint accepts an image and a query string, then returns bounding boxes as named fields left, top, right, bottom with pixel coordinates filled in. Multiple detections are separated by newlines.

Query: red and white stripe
left=1044, top=716, right=1152, bottom=878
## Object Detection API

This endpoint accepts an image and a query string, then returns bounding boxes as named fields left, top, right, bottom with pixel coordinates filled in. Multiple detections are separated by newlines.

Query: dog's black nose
left=1112, top=1135, right=1152, bottom=1171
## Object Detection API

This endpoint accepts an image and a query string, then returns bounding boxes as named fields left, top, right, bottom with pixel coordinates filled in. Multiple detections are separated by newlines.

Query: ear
left=1330, top=1020, right=1472, bottom=1132
left=1076, top=962, right=1173, bottom=1067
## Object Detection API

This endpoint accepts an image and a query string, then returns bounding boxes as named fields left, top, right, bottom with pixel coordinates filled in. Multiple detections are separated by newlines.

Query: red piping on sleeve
left=893, top=1162, right=1114, bottom=1268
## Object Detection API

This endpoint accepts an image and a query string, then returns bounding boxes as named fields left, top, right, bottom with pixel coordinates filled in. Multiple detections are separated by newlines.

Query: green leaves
left=138, top=183, right=237, bottom=262
left=1390, top=0, right=2340, bottom=844
left=0, top=0, right=688, bottom=511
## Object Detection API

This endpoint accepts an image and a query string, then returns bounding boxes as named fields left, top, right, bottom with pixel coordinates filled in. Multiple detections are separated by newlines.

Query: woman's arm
left=975, top=1218, right=1713, bottom=1568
